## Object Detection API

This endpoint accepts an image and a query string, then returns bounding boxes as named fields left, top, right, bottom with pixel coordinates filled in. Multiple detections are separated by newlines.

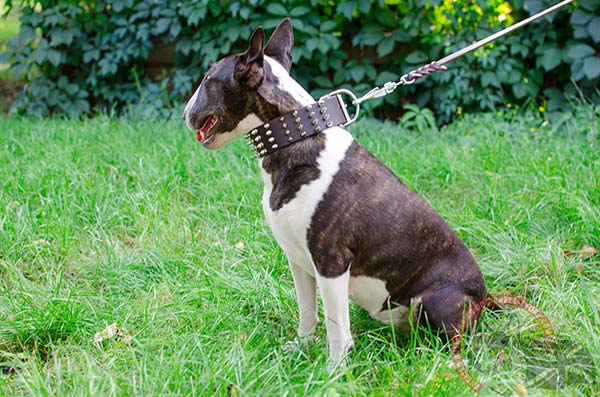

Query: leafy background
left=1, top=0, right=599, bottom=121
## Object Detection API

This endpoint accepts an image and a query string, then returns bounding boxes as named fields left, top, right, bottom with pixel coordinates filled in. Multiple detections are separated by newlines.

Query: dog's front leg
left=289, top=262, right=319, bottom=341
left=316, top=269, right=354, bottom=364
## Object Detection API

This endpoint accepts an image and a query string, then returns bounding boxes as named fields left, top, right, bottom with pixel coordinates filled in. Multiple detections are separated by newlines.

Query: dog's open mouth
left=196, top=115, right=219, bottom=145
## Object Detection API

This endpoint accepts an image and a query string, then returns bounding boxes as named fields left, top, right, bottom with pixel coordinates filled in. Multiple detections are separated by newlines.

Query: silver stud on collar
left=257, top=142, right=264, bottom=149
left=292, top=110, right=298, bottom=117
left=311, top=119, right=318, bottom=126
left=266, top=130, right=272, bottom=136
left=314, top=126, right=321, bottom=133
left=264, top=123, right=270, bottom=129
left=259, top=149, right=267, bottom=156
left=323, top=114, right=330, bottom=121
left=285, top=130, right=290, bottom=135
left=282, top=123, right=287, bottom=129
left=308, top=112, right=315, bottom=119
left=305, top=104, right=312, bottom=111
left=288, top=137, right=293, bottom=142
left=297, top=124, right=303, bottom=131
left=250, top=129, right=258, bottom=136
left=268, top=137, right=275, bottom=143
left=294, top=117, right=301, bottom=124
left=320, top=107, right=327, bottom=114
left=326, top=121, right=333, bottom=128
left=301, top=131, right=306, bottom=137
left=279, top=116, right=285, bottom=122
left=272, top=144, right=278, bottom=149
left=254, top=136, right=261, bottom=142
left=318, top=99, right=325, bottom=106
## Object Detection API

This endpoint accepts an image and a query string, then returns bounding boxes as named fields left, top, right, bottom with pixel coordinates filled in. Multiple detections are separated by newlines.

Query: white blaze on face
left=183, top=81, right=202, bottom=130
left=264, top=56, right=315, bottom=106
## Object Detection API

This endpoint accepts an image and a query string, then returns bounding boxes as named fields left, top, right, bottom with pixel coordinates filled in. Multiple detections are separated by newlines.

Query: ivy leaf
left=405, top=51, right=428, bottom=64
left=375, top=71, right=398, bottom=85
left=376, top=36, right=395, bottom=57
left=50, top=29, right=74, bottom=46
left=306, top=38, right=319, bottom=52
left=349, top=65, right=365, bottom=82
left=570, top=9, right=593, bottom=26
left=583, top=56, right=600, bottom=80
left=512, top=81, right=528, bottom=99
left=566, top=44, right=595, bottom=60
left=239, top=7, right=250, bottom=20
left=290, top=5, right=310, bottom=17
left=83, top=49, right=100, bottom=63
left=47, top=50, right=62, bottom=66
left=543, top=87, right=565, bottom=111
left=540, top=47, right=561, bottom=71
left=481, top=72, right=501, bottom=88
left=154, top=18, right=170, bottom=34
left=187, top=9, right=206, bottom=26
left=337, top=1, right=357, bottom=20
left=587, top=17, right=600, bottom=43
left=321, top=21, right=337, bottom=33
left=314, top=76, right=333, bottom=87
left=266, top=3, right=287, bottom=16
left=357, top=0, right=371, bottom=13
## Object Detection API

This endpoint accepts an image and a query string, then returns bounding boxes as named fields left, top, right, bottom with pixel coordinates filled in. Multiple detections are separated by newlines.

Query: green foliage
left=1, top=0, right=599, bottom=121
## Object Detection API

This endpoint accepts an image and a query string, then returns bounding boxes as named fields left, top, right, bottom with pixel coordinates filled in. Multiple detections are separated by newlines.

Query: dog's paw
left=326, top=355, right=348, bottom=374
left=282, top=334, right=316, bottom=352
left=326, top=339, right=354, bottom=372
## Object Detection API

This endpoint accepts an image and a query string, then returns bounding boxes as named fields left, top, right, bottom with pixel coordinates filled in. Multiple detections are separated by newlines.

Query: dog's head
left=183, top=18, right=313, bottom=149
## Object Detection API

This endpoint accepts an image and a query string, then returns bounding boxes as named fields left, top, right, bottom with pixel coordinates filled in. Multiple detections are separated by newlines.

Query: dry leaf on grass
left=579, top=245, right=598, bottom=259
left=563, top=245, right=598, bottom=259
left=93, top=322, right=132, bottom=348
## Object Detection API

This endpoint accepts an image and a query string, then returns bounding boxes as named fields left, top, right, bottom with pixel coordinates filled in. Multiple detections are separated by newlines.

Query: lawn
left=0, top=108, right=598, bottom=396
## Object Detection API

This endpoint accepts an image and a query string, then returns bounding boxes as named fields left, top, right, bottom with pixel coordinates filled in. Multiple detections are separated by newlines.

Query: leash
left=247, top=0, right=574, bottom=157
left=323, top=0, right=575, bottom=126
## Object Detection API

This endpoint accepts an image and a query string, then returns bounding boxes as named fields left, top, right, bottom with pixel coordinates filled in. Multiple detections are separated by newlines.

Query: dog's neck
left=248, top=57, right=348, bottom=158
left=263, top=56, right=314, bottom=113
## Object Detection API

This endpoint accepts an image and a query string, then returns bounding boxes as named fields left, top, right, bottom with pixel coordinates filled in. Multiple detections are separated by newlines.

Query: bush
left=1, top=0, right=598, bottom=121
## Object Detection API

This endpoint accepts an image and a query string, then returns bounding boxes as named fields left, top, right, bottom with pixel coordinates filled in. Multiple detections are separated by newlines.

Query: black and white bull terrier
left=183, top=19, right=487, bottom=364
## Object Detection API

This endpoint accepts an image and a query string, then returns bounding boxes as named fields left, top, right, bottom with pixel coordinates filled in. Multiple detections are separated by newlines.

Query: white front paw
left=282, top=333, right=317, bottom=352
left=327, top=338, right=354, bottom=369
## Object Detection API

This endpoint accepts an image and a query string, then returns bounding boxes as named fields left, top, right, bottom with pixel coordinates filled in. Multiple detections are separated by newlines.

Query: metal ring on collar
left=320, top=88, right=360, bottom=126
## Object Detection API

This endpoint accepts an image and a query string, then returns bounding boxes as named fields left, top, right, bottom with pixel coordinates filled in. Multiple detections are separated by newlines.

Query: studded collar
left=245, top=95, right=350, bottom=157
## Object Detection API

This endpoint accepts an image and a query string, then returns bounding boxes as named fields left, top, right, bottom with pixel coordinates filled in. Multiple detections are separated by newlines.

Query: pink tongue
left=196, top=116, right=214, bottom=142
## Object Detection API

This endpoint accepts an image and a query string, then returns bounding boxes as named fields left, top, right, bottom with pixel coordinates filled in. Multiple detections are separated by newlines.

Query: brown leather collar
left=245, top=95, right=350, bottom=157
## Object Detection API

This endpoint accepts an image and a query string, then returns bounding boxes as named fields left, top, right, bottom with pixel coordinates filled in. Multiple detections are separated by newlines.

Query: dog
left=183, top=19, right=487, bottom=364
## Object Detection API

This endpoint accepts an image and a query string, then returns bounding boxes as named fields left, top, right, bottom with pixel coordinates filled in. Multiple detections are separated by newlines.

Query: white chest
left=259, top=127, right=354, bottom=276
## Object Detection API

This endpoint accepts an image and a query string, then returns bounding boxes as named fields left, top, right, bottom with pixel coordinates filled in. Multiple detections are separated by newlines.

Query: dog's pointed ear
left=264, top=18, right=293, bottom=72
left=235, top=27, right=265, bottom=87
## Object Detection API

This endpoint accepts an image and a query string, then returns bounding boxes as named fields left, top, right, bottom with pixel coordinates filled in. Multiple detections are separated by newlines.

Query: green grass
left=0, top=108, right=598, bottom=396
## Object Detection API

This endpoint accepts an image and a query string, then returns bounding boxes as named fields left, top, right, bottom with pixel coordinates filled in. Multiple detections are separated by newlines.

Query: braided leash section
left=400, top=61, right=448, bottom=85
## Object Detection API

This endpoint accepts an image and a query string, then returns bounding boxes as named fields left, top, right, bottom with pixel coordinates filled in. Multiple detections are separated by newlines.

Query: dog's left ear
left=235, top=27, right=265, bottom=87
left=265, top=18, right=293, bottom=72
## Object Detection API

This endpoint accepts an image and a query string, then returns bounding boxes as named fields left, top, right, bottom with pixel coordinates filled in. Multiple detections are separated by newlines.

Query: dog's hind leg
left=289, top=261, right=319, bottom=342
left=315, top=269, right=354, bottom=364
